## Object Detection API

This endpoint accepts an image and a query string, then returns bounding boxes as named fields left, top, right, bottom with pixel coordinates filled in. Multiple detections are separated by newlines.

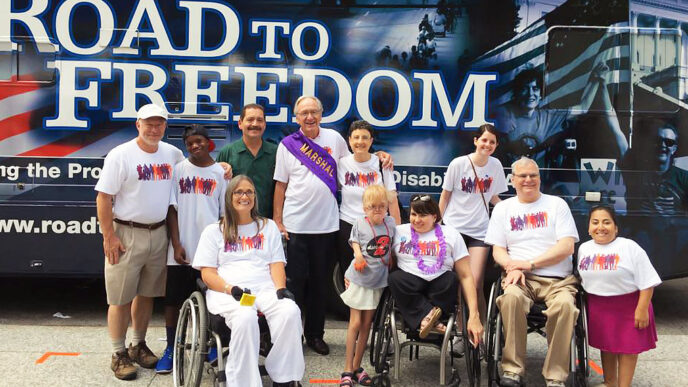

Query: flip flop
left=419, top=307, right=442, bottom=338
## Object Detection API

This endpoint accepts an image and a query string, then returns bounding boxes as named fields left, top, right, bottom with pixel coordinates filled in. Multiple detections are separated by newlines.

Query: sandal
left=419, top=307, right=442, bottom=339
left=354, top=367, right=373, bottom=386
left=339, top=372, right=354, bottom=387
left=431, top=321, right=447, bottom=335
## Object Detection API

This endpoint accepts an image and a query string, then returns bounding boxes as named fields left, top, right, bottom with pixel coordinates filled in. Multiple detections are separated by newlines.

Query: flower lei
left=411, top=224, right=447, bottom=275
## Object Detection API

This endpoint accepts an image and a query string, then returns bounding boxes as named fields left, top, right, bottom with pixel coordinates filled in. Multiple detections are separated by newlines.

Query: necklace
left=411, top=224, right=447, bottom=275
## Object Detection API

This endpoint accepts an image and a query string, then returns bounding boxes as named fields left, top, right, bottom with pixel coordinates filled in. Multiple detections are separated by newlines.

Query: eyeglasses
left=296, top=109, right=322, bottom=118
left=366, top=204, right=387, bottom=211
left=513, top=173, right=539, bottom=179
left=232, top=190, right=255, bottom=198
left=660, top=137, right=677, bottom=147
left=411, top=195, right=432, bottom=202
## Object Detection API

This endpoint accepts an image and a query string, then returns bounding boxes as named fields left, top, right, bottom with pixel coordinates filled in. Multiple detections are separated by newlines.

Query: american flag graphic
left=472, top=0, right=629, bottom=111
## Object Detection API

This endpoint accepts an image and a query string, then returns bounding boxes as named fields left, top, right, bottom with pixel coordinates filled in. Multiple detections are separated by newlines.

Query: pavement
left=1, top=277, right=687, bottom=386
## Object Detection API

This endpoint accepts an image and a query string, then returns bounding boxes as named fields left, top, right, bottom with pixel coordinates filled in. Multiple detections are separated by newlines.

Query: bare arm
left=273, top=181, right=289, bottom=240
left=439, top=189, right=452, bottom=217
left=96, top=192, right=125, bottom=264
left=454, top=258, right=483, bottom=345
left=388, top=192, right=401, bottom=224
left=269, top=262, right=287, bottom=289
left=490, top=194, right=501, bottom=205
left=375, top=150, right=394, bottom=169
left=634, top=287, right=654, bottom=329
left=506, top=236, right=576, bottom=272
left=167, top=206, right=188, bottom=264
left=200, top=267, right=233, bottom=293
left=570, top=62, right=607, bottom=115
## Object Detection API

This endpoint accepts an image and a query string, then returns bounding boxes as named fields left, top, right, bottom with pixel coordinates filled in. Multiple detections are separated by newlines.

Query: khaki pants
left=496, top=274, right=579, bottom=381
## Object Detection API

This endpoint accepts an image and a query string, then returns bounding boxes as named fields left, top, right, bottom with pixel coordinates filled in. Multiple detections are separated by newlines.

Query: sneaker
left=128, top=341, right=158, bottom=369
left=207, top=346, right=217, bottom=363
left=155, top=346, right=173, bottom=374
left=546, top=380, right=565, bottom=387
left=111, top=350, right=137, bottom=380
left=500, top=371, right=521, bottom=387
left=451, top=335, right=465, bottom=356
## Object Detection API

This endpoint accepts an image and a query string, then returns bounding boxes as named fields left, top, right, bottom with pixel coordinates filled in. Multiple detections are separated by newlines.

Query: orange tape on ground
left=35, top=352, right=81, bottom=364
left=308, top=379, right=341, bottom=384
left=589, top=359, right=604, bottom=375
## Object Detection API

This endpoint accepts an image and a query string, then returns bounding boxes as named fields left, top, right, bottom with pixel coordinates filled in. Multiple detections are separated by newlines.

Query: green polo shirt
left=216, top=138, right=277, bottom=218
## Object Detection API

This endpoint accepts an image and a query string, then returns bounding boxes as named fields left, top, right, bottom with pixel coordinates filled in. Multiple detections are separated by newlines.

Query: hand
left=173, top=244, right=189, bottom=265
left=466, top=314, right=484, bottom=347
left=506, top=260, right=531, bottom=273
left=634, top=305, right=650, bottom=329
left=218, top=162, right=233, bottom=180
left=275, top=220, right=289, bottom=241
left=230, top=286, right=251, bottom=301
left=376, top=151, right=394, bottom=169
left=502, top=269, right=526, bottom=289
left=103, top=233, right=126, bottom=265
left=353, top=254, right=367, bottom=272
left=591, top=62, right=609, bottom=81
left=344, top=277, right=350, bottom=289
left=276, top=287, right=295, bottom=301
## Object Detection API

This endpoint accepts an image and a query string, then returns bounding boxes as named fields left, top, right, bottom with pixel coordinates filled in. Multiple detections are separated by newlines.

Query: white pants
left=219, top=288, right=304, bottom=387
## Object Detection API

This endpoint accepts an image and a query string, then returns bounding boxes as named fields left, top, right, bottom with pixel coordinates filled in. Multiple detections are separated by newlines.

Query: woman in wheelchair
left=193, top=175, right=304, bottom=387
left=577, top=206, right=661, bottom=387
left=388, top=194, right=483, bottom=344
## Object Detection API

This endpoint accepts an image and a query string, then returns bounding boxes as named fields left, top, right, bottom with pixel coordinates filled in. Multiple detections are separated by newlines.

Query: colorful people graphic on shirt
left=578, top=253, right=620, bottom=271
left=136, top=163, right=172, bottom=181
left=224, top=233, right=265, bottom=252
left=178, top=176, right=218, bottom=196
left=344, top=171, right=379, bottom=187
left=509, top=211, right=549, bottom=231
left=460, top=175, right=494, bottom=193
left=398, top=237, right=440, bottom=256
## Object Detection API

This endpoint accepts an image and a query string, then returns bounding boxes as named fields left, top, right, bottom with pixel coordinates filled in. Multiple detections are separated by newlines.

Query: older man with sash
left=273, top=96, right=346, bottom=355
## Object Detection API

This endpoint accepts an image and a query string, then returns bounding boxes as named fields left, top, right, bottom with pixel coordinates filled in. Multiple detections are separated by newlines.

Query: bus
left=1, top=0, right=687, bottom=314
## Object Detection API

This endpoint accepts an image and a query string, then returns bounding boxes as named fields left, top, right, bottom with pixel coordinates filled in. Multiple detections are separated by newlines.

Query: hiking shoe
left=111, top=350, right=137, bottom=380
left=128, top=341, right=158, bottom=369
left=155, top=346, right=173, bottom=374
left=500, top=371, right=521, bottom=387
left=207, top=346, right=218, bottom=363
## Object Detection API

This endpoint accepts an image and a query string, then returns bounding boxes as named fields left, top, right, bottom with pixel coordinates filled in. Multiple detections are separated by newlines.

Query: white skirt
left=340, top=282, right=383, bottom=310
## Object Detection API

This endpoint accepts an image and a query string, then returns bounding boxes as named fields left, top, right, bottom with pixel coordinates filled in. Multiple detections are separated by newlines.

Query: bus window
left=0, top=37, right=57, bottom=84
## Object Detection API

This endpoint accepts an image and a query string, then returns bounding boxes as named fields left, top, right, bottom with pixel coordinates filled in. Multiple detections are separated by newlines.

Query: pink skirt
left=586, top=291, right=657, bottom=354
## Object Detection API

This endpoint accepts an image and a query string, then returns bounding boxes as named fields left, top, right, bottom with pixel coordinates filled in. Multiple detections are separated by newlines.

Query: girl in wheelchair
left=339, top=185, right=396, bottom=387
left=388, top=194, right=483, bottom=344
left=577, top=206, right=661, bottom=387
left=193, top=175, right=304, bottom=387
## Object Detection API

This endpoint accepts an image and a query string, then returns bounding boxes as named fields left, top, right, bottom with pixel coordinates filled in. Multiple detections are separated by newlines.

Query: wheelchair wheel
left=173, top=291, right=208, bottom=387
left=485, top=280, right=502, bottom=387
left=460, top=302, right=481, bottom=387
left=572, top=295, right=589, bottom=387
left=370, top=290, right=394, bottom=374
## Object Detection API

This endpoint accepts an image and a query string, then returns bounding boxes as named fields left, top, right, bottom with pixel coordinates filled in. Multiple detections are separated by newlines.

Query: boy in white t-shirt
left=484, top=158, right=579, bottom=387
left=155, top=125, right=227, bottom=374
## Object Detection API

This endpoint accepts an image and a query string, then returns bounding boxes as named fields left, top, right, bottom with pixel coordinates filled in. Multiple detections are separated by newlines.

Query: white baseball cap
left=136, top=104, right=168, bottom=120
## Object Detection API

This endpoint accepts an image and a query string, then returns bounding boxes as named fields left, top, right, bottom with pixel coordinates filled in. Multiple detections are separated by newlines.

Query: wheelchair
left=485, top=274, right=589, bottom=387
left=369, top=287, right=482, bottom=387
left=173, top=279, right=272, bottom=387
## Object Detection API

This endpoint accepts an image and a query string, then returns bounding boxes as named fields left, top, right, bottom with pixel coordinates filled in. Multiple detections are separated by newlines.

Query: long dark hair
left=221, top=175, right=265, bottom=244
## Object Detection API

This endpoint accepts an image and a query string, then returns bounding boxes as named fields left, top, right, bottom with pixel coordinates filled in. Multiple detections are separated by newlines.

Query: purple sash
left=281, top=130, right=338, bottom=196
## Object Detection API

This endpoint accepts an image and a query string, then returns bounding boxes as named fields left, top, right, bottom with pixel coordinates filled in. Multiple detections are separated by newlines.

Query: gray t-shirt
left=344, top=216, right=396, bottom=289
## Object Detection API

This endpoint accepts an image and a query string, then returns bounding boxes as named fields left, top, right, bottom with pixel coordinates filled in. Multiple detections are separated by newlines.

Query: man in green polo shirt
left=216, top=104, right=277, bottom=218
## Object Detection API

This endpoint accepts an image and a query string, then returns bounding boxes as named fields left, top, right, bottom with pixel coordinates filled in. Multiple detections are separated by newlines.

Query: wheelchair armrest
left=196, top=278, right=209, bottom=292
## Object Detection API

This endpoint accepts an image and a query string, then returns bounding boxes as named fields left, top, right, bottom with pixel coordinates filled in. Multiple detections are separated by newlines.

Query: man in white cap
left=95, top=103, right=184, bottom=380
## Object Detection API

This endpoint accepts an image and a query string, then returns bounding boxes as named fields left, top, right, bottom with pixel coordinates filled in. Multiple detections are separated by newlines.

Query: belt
left=114, top=218, right=166, bottom=230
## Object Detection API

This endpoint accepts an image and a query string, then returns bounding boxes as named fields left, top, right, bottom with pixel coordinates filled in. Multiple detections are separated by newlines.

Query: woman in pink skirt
left=577, top=205, right=661, bottom=387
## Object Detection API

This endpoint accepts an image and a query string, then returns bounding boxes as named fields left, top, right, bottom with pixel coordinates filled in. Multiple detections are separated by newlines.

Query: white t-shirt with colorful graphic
left=193, top=219, right=286, bottom=314
left=167, top=160, right=227, bottom=266
left=577, top=237, right=661, bottom=296
left=484, top=194, right=579, bottom=278
left=95, top=139, right=184, bottom=223
left=274, top=127, right=350, bottom=233
left=338, top=154, right=397, bottom=224
left=393, top=224, right=469, bottom=281
left=442, top=155, right=508, bottom=240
